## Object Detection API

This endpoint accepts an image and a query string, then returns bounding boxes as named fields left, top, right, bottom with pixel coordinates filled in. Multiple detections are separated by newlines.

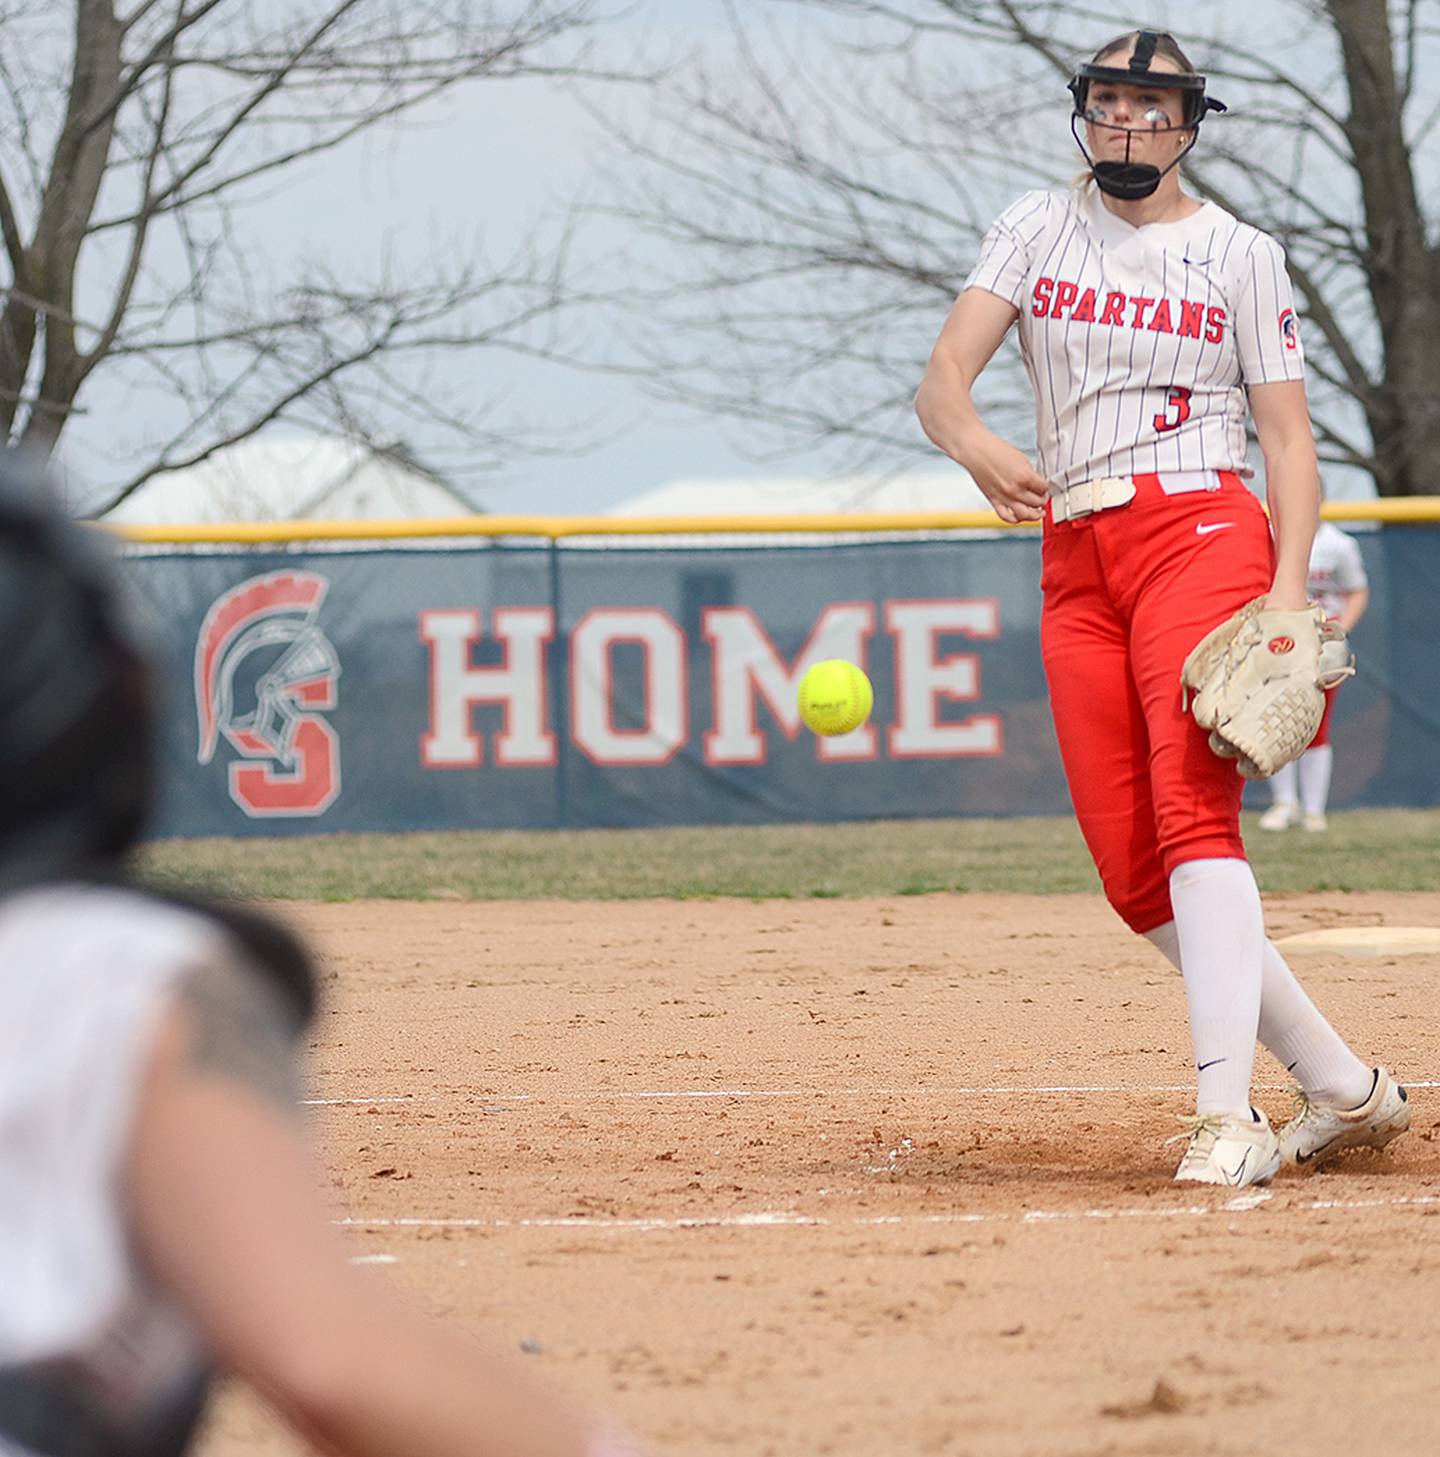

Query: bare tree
left=0, top=0, right=626, bottom=512
left=601, top=0, right=1440, bottom=496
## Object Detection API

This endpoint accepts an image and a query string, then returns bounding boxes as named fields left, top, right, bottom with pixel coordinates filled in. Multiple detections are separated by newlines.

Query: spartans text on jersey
left=1031, top=278, right=1226, bottom=342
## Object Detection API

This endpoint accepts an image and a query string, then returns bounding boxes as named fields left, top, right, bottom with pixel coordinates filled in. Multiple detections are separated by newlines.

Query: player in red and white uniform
left=916, top=30, right=1409, bottom=1185
left=1260, top=518, right=1370, bottom=832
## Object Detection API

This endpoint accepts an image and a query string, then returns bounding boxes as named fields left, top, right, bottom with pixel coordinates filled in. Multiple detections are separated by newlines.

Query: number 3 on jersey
left=1154, top=385, right=1192, bottom=433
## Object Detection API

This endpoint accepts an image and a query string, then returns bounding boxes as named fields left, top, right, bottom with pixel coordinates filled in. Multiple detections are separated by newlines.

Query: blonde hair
left=1088, top=29, right=1198, bottom=74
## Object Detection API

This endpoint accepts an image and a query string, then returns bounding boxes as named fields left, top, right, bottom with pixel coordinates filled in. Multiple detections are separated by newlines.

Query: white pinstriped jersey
left=1308, top=520, right=1368, bottom=619
left=966, top=187, right=1306, bottom=490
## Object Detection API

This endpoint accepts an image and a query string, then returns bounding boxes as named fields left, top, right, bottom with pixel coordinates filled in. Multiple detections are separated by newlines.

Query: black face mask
left=1069, top=110, right=1193, bottom=200
left=1066, top=30, right=1226, bottom=200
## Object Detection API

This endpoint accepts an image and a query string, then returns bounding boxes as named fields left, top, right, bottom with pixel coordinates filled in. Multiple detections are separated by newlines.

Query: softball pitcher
left=915, top=30, right=1409, bottom=1186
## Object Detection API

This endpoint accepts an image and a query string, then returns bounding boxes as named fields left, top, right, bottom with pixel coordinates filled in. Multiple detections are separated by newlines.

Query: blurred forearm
left=270, top=1292, right=600, bottom=1457
left=1337, top=587, right=1369, bottom=632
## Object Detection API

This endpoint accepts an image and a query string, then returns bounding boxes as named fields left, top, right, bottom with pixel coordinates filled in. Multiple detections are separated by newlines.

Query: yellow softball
left=797, top=659, right=874, bottom=737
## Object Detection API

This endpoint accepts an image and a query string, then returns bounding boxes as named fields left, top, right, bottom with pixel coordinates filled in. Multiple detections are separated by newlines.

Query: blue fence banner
left=120, top=527, right=1438, bottom=837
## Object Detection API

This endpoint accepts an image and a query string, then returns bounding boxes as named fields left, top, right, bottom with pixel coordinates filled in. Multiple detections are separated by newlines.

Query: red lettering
left=1099, top=292, right=1126, bottom=326
left=1032, top=277, right=1054, bottom=317
left=231, top=720, right=340, bottom=817
left=1071, top=287, right=1097, bottom=322
left=1153, top=385, right=1193, bottom=434
left=1050, top=280, right=1078, bottom=318
left=1205, top=306, right=1227, bottom=343
left=1129, top=296, right=1156, bottom=328
left=1178, top=300, right=1204, bottom=338
left=1147, top=298, right=1174, bottom=334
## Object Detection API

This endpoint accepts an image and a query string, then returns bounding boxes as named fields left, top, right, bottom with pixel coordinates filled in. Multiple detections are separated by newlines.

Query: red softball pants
left=1040, top=472, right=1275, bottom=933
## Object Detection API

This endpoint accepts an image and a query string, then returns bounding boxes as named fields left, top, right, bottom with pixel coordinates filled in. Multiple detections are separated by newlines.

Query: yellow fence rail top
left=105, top=497, right=1440, bottom=545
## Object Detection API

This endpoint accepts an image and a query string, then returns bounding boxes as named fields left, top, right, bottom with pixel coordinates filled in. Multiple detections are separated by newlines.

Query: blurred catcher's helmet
left=0, top=454, right=151, bottom=883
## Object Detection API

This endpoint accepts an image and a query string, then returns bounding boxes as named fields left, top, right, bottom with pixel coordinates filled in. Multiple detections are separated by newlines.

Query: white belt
left=1048, top=476, right=1136, bottom=523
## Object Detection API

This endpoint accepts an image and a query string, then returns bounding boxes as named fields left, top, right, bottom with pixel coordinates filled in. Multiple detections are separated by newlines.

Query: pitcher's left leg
left=1127, top=499, right=1274, bottom=1175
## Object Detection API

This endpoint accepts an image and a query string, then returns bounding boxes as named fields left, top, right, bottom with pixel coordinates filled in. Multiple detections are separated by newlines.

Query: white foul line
left=304, top=1078, right=1440, bottom=1108
left=307, top=1095, right=419, bottom=1106
left=334, top=1191, right=1440, bottom=1235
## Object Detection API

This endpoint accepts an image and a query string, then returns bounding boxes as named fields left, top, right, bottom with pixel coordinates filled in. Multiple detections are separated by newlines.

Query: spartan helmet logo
left=195, top=571, right=342, bottom=817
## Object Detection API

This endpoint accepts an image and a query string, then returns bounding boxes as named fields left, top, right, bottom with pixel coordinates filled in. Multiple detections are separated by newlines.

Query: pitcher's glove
left=1180, top=597, right=1356, bottom=779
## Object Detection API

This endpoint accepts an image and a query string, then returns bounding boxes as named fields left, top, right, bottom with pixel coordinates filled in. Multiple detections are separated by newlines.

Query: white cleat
left=1301, top=812, right=1328, bottom=833
left=1169, top=1108, right=1281, bottom=1187
left=1259, top=802, right=1300, bottom=832
left=1279, top=1067, right=1411, bottom=1169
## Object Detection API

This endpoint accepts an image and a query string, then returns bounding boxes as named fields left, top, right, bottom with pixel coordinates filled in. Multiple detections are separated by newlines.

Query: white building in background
left=96, top=442, right=995, bottom=532
left=592, top=471, right=1004, bottom=548
left=604, top=470, right=992, bottom=519
left=98, top=432, right=477, bottom=525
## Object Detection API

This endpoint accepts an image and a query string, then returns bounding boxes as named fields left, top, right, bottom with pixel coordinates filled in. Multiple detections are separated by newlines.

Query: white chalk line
left=304, top=1078, right=1440, bottom=1108
left=335, top=1190, right=1440, bottom=1235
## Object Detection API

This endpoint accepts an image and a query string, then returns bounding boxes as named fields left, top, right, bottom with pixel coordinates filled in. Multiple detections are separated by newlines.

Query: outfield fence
left=112, top=502, right=1440, bottom=837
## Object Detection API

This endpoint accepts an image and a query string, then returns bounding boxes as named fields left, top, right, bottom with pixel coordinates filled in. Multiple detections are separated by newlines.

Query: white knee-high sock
left=1268, top=759, right=1299, bottom=807
left=1256, top=939, right=1373, bottom=1105
left=1297, top=745, right=1334, bottom=817
left=1144, top=921, right=1373, bottom=1107
left=1165, top=858, right=1264, bottom=1117
left=1143, top=919, right=1182, bottom=967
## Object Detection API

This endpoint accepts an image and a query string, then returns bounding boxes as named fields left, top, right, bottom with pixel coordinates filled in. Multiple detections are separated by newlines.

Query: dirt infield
left=200, top=892, right=1440, bottom=1457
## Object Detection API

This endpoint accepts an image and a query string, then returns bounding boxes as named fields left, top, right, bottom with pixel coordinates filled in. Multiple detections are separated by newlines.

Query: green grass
left=133, top=809, right=1440, bottom=902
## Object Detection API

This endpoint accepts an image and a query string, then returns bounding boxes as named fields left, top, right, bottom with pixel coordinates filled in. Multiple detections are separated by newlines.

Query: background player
left=914, top=30, right=1409, bottom=1185
left=1259, top=515, right=1370, bottom=832
left=0, top=468, right=635, bottom=1457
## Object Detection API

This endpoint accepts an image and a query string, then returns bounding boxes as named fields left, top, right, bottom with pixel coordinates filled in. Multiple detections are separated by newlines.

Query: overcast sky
left=55, top=0, right=1405, bottom=516
left=65, top=0, right=849, bottom=517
